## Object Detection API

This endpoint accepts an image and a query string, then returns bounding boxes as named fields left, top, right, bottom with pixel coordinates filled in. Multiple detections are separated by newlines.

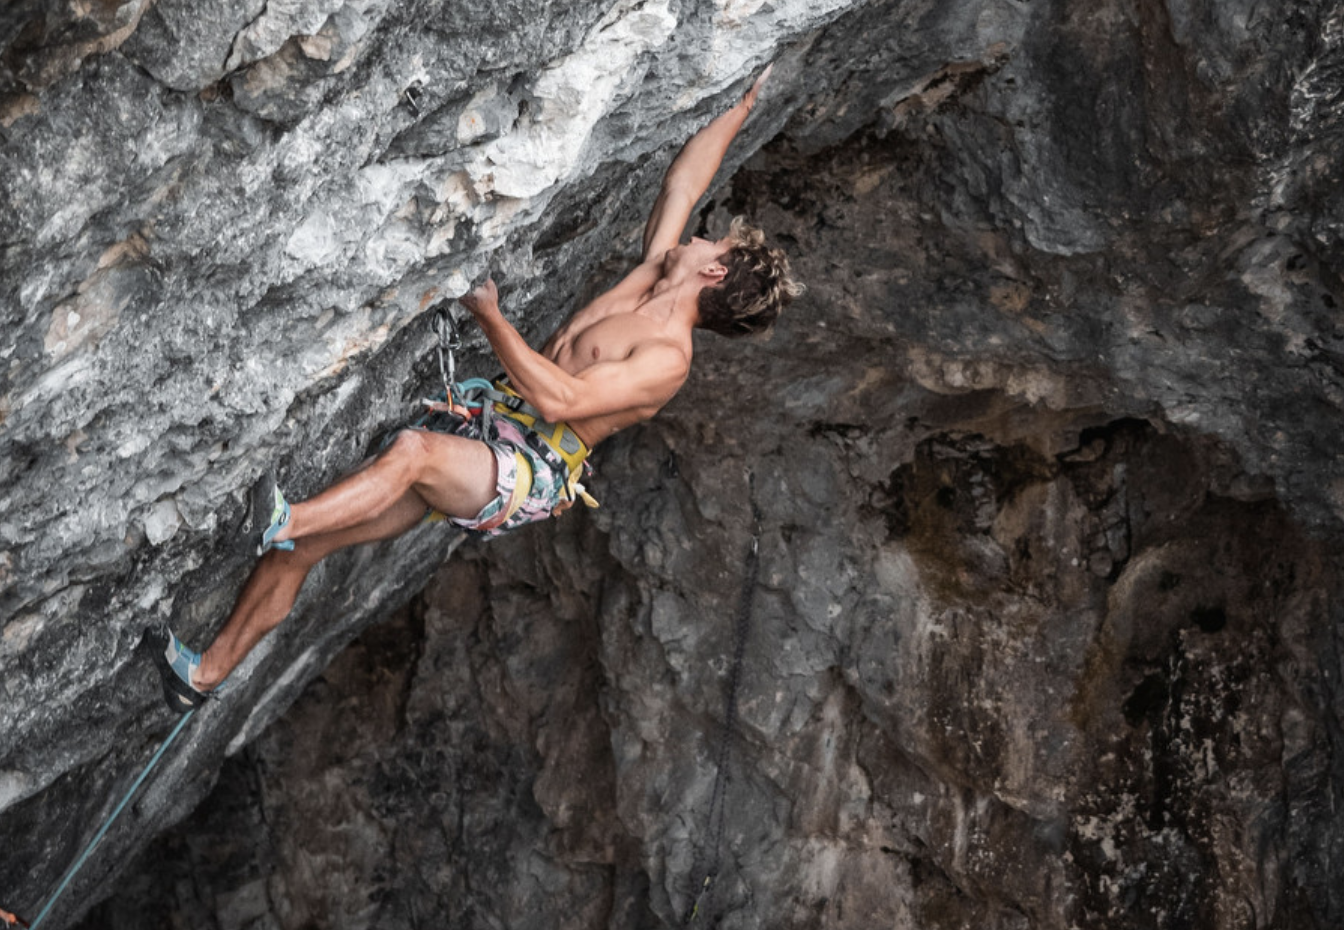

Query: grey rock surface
left=3, top=0, right=1343, bottom=928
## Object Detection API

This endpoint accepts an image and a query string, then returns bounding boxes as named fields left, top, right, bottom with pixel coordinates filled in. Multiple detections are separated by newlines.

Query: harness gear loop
left=489, top=382, right=598, bottom=509
left=441, top=379, right=599, bottom=511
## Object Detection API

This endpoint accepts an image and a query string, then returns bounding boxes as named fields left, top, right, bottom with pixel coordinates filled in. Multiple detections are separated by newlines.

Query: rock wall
left=3, top=0, right=1344, bottom=928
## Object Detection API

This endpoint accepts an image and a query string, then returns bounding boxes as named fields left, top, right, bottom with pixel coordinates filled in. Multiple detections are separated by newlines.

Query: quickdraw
left=432, top=304, right=459, bottom=404
left=419, top=302, right=492, bottom=423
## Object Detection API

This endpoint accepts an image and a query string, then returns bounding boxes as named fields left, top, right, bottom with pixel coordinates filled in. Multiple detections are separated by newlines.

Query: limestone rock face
left=2, top=0, right=1343, bottom=929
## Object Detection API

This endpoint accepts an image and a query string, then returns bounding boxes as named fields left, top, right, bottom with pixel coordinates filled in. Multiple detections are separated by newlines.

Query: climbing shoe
left=253, top=473, right=295, bottom=556
left=144, top=625, right=208, bottom=715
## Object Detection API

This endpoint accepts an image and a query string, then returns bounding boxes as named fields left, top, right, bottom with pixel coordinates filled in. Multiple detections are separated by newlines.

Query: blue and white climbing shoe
left=254, top=476, right=295, bottom=556
left=145, top=625, right=207, bottom=714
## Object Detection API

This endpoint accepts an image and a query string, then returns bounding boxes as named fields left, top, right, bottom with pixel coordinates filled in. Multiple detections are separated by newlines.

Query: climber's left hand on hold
left=459, top=278, right=501, bottom=325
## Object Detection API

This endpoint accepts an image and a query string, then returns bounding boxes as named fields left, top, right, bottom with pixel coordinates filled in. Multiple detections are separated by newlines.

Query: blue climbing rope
left=19, top=709, right=198, bottom=928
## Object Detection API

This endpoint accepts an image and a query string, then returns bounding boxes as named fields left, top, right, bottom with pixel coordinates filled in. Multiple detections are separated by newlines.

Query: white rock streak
left=226, top=0, right=348, bottom=71
left=473, top=0, right=678, bottom=200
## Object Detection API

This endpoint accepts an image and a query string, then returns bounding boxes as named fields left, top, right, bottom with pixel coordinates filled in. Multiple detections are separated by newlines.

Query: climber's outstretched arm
left=641, top=65, right=772, bottom=263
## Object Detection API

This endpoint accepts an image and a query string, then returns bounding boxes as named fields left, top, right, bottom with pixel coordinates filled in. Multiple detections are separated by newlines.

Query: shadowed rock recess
left=2, top=0, right=1342, bottom=928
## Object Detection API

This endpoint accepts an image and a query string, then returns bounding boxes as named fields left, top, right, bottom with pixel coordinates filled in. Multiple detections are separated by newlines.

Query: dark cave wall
left=87, top=411, right=1344, bottom=929
left=4, top=0, right=1344, bottom=928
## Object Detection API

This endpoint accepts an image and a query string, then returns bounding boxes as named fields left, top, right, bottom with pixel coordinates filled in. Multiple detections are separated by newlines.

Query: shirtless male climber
left=149, top=67, right=801, bottom=713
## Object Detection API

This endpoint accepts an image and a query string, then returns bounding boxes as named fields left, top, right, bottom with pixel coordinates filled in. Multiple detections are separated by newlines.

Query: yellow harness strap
left=492, top=383, right=599, bottom=509
left=499, top=452, right=533, bottom=523
left=423, top=382, right=597, bottom=528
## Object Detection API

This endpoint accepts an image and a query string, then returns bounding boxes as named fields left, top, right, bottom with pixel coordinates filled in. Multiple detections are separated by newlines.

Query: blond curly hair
left=697, top=217, right=804, bottom=337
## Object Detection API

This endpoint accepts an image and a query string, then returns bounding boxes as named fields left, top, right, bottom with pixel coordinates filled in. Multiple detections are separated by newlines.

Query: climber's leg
left=260, top=429, right=499, bottom=550
left=151, top=474, right=473, bottom=714
left=193, top=488, right=437, bottom=693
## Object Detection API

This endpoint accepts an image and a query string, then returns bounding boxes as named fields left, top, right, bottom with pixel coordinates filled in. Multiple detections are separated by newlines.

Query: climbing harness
left=682, top=475, right=762, bottom=924
left=416, top=300, right=598, bottom=515
left=1, top=706, right=199, bottom=929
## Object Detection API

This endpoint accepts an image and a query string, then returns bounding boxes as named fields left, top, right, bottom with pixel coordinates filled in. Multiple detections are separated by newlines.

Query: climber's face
left=663, top=236, right=730, bottom=282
